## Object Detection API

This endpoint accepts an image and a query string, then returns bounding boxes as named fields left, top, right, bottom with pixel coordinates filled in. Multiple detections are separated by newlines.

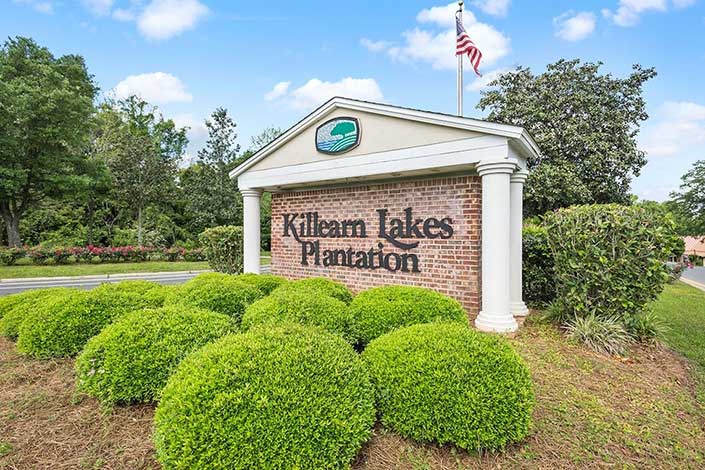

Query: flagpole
left=456, top=0, right=464, bottom=117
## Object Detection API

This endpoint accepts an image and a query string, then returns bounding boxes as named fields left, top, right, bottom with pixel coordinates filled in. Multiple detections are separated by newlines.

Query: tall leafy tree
left=0, top=37, right=97, bottom=246
left=96, top=97, right=187, bottom=245
left=182, top=108, right=242, bottom=234
left=670, top=160, right=705, bottom=235
left=249, top=126, right=283, bottom=152
left=478, top=59, right=656, bottom=217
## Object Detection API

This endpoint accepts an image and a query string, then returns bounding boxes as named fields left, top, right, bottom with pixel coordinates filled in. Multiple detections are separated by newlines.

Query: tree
left=0, top=37, right=97, bottom=246
left=96, top=97, right=187, bottom=245
left=670, top=160, right=705, bottom=235
left=181, top=108, right=242, bottom=235
left=478, top=59, right=656, bottom=217
left=249, top=126, right=282, bottom=152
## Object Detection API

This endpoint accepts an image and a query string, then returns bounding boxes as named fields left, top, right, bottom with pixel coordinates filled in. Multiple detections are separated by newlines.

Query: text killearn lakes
left=282, top=208, right=454, bottom=273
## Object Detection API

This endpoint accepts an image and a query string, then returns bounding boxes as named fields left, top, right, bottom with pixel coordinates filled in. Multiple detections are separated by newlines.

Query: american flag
left=456, top=14, right=482, bottom=76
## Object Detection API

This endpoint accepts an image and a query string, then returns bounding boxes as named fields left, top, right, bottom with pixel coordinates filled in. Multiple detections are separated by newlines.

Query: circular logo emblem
left=315, top=117, right=361, bottom=155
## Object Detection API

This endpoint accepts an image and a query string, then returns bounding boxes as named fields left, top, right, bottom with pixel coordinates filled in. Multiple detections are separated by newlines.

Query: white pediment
left=232, top=97, right=540, bottom=191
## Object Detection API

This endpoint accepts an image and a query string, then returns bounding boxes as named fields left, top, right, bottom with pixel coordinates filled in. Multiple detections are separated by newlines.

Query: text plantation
left=282, top=208, right=454, bottom=273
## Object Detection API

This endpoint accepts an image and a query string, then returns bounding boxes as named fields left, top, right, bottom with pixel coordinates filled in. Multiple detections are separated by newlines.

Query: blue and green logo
left=315, top=117, right=361, bottom=155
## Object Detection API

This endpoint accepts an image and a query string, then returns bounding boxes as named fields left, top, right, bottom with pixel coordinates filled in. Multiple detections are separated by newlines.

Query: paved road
left=681, top=266, right=705, bottom=291
left=0, top=265, right=271, bottom=296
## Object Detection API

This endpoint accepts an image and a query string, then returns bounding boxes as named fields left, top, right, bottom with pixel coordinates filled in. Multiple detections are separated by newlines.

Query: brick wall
left=270, top=176, right=482, bottom=316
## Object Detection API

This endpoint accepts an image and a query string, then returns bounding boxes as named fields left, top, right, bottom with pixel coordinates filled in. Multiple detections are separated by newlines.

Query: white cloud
left=172, top=113, right=208, bottom=137
left=466, top=68, right=509, bottom=91
left=112, top=8, right=136, bottom=22
left=111, top=72, right=193, bottom=104
left=640, top=101, right=705, bottom=157
left=137, top=0, right=209, bottom=40
left=264, top=81, right=291, bottom=101
left=82, top=0, right=113, bottom=16
left=171, top=113, right=209, bottom=165
left=554, top=11, right=596, bottom=41
left=13, top=0, right=53, bottom=14
left=360, top=38, right=392, bottom=52
left=416, top=3, right=463, bottom=26
left=366, top=3, right=510, bottom=72
left=266, top=77, right=384, bottom=111
left=472, top=0, right=511, bottom=17
left=603, top=0, right=693, bottom=26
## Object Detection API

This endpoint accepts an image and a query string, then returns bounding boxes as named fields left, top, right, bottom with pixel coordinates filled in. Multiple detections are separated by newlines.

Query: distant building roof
left=684, top=236, right=705, bottom=256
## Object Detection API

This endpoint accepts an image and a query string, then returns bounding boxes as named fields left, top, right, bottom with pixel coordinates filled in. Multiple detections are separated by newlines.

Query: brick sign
left=282, top=208, right=454, bottom=273
left=270, top=176, right=482, bottom=315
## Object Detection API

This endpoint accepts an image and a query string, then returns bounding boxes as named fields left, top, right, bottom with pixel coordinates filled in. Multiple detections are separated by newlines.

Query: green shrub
left=242, top=289, right=355, bottom=343
left=543, top=204, right=677, bottom=322
left=350, top=285, right=467, bottom=346
left=0, top=247, right=25, bottom=266
left=523, top=224, right=556, bottom=307
left=93, top=280, right=170, bottom=306
left=17, top=288, right=161, bottom=358
left=154, top=324, right=375, bottom=469
left=274, top=277, right=353, bottom=304
left=564, top=314, right=633, bottom=355
left=0, top=288, right=78, bottom=339
left=235, top=273, right=288, bottom=295
left=199, top=225, right=243, bottom=274
left=167, top=273, right=263, bottom=325
left=362, top=322, right=534, bottom=452
left=75, top=306, right=235, bottom=405
left=623, top=310, right=668, bottom=343
left=186, top=271, right=232, bottom=283
left=0, top=293, right=26, bottom=320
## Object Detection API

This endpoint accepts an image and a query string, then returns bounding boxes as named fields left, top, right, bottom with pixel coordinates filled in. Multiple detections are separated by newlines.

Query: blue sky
left=4, top=0, right=705, bottom=201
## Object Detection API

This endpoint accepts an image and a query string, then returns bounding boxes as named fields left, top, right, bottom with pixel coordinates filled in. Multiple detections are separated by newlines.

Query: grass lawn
left=0, top=261, right=211, bottom=279
left=650, top=280, right=705, bottom=401
left=2, top=306, right=704, bottom=468
left=0, top=254, right=272, bottom=279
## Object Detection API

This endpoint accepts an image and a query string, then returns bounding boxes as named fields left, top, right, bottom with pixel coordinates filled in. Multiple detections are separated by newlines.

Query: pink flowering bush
left=0, top=245, right=205, bottom=266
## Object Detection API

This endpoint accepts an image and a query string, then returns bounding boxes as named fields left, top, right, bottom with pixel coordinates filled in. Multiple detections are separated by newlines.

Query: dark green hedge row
left=522, top=224, right=556, bottom=307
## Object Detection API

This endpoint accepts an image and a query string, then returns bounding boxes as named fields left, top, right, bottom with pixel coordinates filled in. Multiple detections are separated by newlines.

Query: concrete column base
left=475, top=311, right=519, bottom=333
left=510, top=301, right=530, bottom=317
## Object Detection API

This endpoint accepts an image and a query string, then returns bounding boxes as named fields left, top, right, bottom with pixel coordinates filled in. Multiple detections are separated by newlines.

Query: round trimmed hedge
left=167, top=273, right=263, bottom=325
left=235, top=273, right=288, bottom=295
left=241, top=289, right=356, bottom=344
left=362, top=322, right=534, bottom=452
left=154, top=324, right=375, bottom=469
left=17, top=288, right=161, bottom=358
left=94, top=280, right=171, bottom=306
left=0, top=288, right=78, bottom=340
left=0, top=293, right=25, bottom=319
left=76, top=305, right=235, bottom=405
left=274, top=277, right=353, bottom=304
left=350, top=285, right=467, bottom=346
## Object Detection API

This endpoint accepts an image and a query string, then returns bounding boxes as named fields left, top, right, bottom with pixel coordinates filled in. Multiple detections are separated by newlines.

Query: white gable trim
left=231, top=97, right=541, bottom=180
left=238, top=135, right=518, bottom=191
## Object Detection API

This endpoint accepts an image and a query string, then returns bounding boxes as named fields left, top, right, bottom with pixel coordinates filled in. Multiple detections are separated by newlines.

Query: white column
left=510, top=170, right=529, bottom=317
left=475, top=160, right=518, bottom=333
left=241, top=188, right=262, bottom=274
